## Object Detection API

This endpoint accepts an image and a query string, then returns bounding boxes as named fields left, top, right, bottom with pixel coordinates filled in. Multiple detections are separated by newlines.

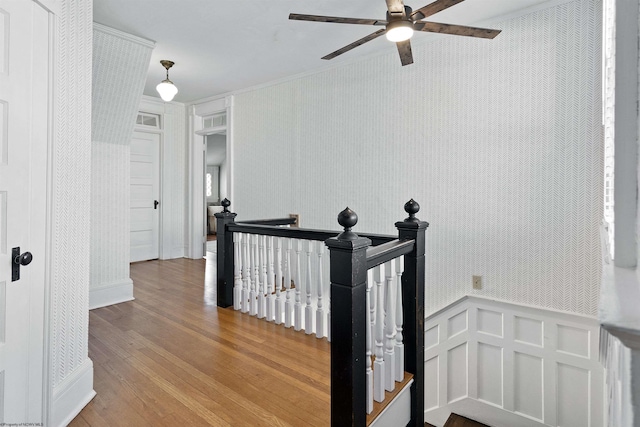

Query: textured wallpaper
left=51, top=0, right=93, bottom=389
left=91, top=26, right=153, bottom=290
left=162, top=102, right=188, bottom=258
left=233, top=0, right=603, bottom=316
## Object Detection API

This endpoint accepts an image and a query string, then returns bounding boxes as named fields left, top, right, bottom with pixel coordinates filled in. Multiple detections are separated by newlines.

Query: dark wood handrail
left=237, top=217, right=297, bottom=226
left=365, top=239, right=414, bottom=270
left=228, top=222, right=396, bottom=246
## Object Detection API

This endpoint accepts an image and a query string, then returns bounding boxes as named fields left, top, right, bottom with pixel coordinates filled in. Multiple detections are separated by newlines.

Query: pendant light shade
left=156, top=60, right=178, bottom=102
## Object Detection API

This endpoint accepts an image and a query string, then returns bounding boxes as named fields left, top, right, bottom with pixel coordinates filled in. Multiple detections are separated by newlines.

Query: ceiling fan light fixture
left=156, top=60, right=178, bottom=102
left=386, top=20, right=414, bottom=42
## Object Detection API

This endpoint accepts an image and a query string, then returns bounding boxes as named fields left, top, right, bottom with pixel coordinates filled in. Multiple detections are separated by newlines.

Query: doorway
left=189, top=96, right=234, bottom=260
left=203, top=119, right=227, bottom=254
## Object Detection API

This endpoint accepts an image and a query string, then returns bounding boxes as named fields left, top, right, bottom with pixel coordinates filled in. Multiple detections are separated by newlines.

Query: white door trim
left=188, top=96, right=234, bottom=259
left=41, top=3, right=56, bottom=425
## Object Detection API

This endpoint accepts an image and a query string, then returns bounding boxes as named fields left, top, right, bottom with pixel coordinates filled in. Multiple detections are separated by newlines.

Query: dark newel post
left=325, top=208, right=371, bottom=427
left=215, top=198, right=236, bottom=308
left=395, top=199, right=428, bottom=426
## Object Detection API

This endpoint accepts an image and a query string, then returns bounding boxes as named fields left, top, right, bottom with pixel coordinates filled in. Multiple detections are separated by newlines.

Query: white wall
left=50, top=0, right=94, bottom=424
left=90, top=25, right=154, bottom=309
left=232, top=0, right=603, bottom=317
left=163, top=101, right=188, bottom=258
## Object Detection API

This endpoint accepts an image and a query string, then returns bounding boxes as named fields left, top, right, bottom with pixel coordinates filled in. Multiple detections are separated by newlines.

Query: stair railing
left=215, top=198, right=428, bottom=426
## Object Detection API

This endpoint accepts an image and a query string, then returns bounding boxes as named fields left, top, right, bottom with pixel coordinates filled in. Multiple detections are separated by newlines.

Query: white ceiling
left=93, top=0, right=551, bottom=103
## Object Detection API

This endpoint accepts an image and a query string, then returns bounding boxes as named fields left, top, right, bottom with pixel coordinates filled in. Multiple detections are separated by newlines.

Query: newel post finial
left=337, top=207, right=359, bottom=240
left=221, top=198, right=231, bottom=213
left=404, top=198, right=420, bottom=223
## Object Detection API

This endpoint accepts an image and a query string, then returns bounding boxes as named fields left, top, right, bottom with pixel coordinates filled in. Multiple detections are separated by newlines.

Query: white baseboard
left=89, top=278, right=134, bottom=309
left=172, top=246, right=186, bottom=259
left=51, top=358, right=96, bottom=427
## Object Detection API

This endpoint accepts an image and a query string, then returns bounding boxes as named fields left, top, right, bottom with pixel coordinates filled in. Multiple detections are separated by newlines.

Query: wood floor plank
left=70, top=258, right=331, bottom=426
left=444, top=413, right=492, bottom=427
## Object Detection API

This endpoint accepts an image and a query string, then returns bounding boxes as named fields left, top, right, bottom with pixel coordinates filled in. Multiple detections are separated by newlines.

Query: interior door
left=130, top=131, right=160, bottom=262
left=0, top=0, right=48, bottom=422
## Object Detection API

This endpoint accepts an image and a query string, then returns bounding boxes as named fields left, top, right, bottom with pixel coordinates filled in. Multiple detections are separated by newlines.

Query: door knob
left=154, top=200, right=159, bottom=209
left=14, top=251, right=33, bottom=266
left=12, top=247, right=33, bottom=282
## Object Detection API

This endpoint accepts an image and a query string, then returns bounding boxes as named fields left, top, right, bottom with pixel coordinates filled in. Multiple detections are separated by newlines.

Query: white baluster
left=315, top=242, right=325, bottom=339
left=233, top=233, right=242, bottom=311
left=395, top=256, right=405, bottom=382
left=305, top=240, right=314, bottom=334
left=250, top=234, right=258, bottom=316
left=370, top=266, right=377, bottom=339
left=284, top=238, right=293, bottom=328
left=294, top=239, right=303, bottom=331
left=374, top=264, right=386, bottom=402
left=257, top=235, right=267, bottom=319
left=266, top=236, right=275, bottom=322
left=274, top=237, right=284, bottom=325
left=384, top=261, right=396, bottom=392
left=241, top=231, right=250, bottom=313
left=366, top=271, right=374, bottom=414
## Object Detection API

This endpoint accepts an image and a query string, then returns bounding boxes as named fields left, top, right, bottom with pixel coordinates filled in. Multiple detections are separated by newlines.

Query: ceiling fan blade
left=289, top=13, right=385, bottom=26
left=322, top=29, right=387, bottom=60
left=396, top=40, right=414, bottom=66
left=411, top=0, right=465, bottom=20
left=417, top=21, right=501, bottom=39
left=385, top=0, right=406, bottom=15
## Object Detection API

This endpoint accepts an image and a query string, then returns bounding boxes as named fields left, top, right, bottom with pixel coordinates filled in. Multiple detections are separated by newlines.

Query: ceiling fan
left=289, top=0, right=501, bottom=66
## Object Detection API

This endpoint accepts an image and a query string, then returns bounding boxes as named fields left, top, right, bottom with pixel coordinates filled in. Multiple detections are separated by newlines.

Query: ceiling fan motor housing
left=386, top=5, right=413, bottom=23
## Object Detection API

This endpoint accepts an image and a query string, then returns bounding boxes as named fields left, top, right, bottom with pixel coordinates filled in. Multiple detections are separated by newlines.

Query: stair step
left=366, top=372, right=413, bottom=426
left=425, top=413, right=491, bottom=427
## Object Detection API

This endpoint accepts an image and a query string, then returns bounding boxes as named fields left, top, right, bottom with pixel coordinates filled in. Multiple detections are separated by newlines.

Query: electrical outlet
left=472, top=275, right=482, bottom=290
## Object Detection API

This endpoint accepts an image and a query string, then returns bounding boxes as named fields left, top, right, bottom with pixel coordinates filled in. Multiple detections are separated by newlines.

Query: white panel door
left=130, top=131, right=160, bottom=262
left=0, top=0, right=48, bottom=423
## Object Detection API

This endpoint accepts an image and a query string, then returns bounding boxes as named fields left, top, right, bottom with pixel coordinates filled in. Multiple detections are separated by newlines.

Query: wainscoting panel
left=513, top=352, right=543, bottom=421
left=425, top=356, right=439, bottom=411
left=447, top=343, right=468, bottom=403
left=424, top=296, right=603, bottom=427
left=477, top=342, right=502, bottom=406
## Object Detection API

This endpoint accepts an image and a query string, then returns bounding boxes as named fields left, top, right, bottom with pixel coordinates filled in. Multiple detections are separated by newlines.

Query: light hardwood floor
left=70, top=258, right=331, bottom=426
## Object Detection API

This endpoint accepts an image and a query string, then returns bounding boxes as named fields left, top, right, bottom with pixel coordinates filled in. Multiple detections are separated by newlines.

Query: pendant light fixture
left=156, top=60, right=178, bottom=102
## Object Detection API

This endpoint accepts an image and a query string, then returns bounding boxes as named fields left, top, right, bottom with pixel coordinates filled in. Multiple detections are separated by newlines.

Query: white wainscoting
left=424, top=296, right=603, bottom=427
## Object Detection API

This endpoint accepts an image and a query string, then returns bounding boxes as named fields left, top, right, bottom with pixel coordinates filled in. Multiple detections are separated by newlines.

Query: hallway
left=70, top=258, right=331, bottom=426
